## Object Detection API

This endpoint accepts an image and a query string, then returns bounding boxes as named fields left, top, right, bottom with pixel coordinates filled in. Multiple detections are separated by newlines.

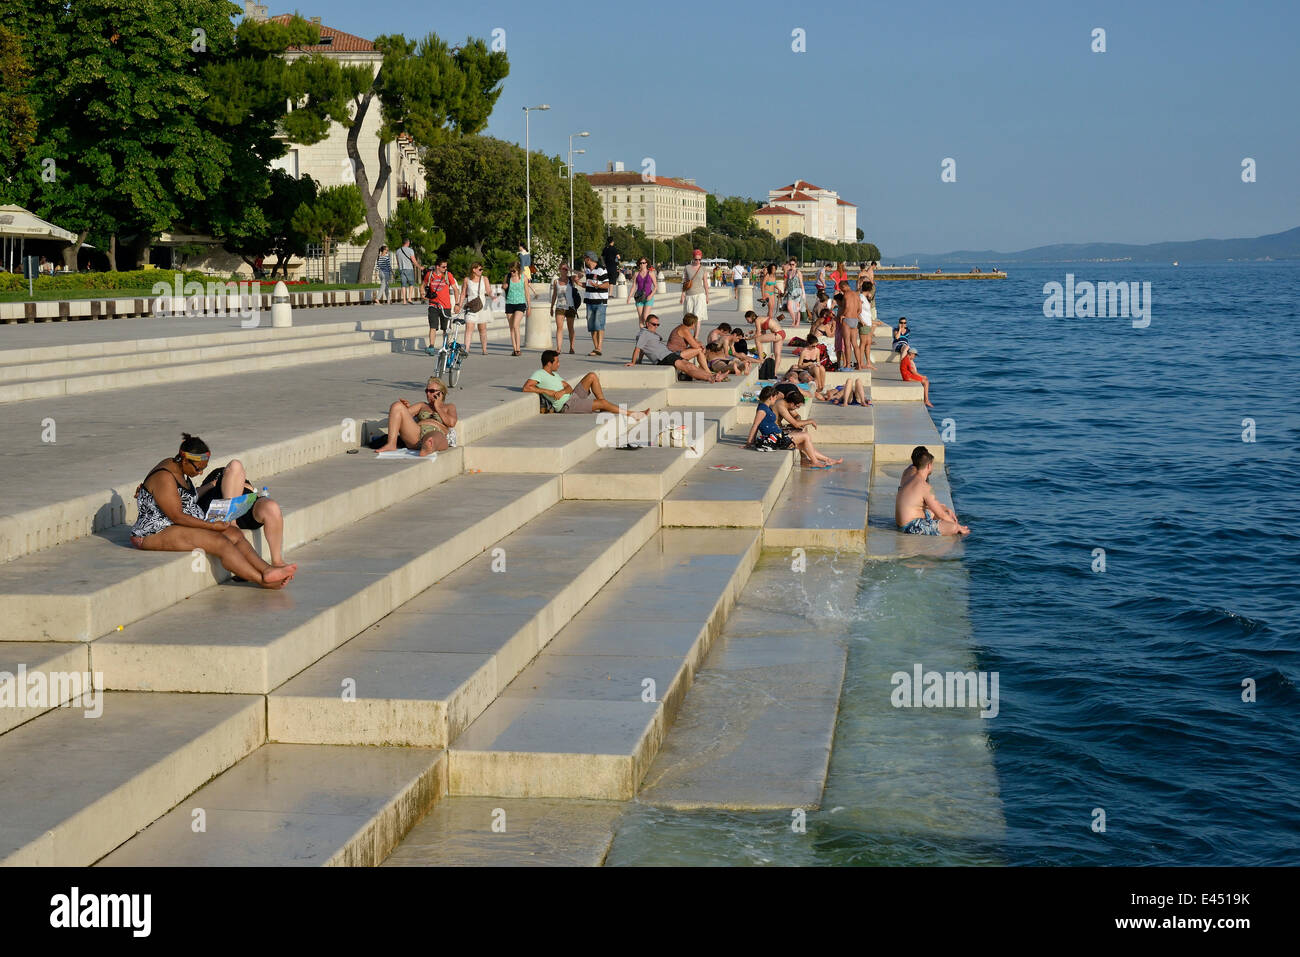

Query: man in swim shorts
left=896, top=449, right=969, bottom=536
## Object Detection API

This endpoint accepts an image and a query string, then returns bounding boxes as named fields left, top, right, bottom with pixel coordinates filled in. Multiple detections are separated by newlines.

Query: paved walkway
left=0, top=295, right=746, bottom=522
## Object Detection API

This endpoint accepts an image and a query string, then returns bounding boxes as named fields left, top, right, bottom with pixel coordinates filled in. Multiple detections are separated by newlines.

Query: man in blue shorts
left=394, top=239, right=420, bottom=305
left=895, top=449, right=969, bottom=536
left=578, top=251, right=609, bottom=355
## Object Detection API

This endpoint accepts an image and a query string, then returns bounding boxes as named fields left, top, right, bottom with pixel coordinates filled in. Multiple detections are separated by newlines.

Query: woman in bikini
left=792, top=334, right=828, bottom=392
left=758, top=266, right=786, bottom=362
left=130, top=433, right=296, bottom=588
left=374, top=376, right=459, bottom=456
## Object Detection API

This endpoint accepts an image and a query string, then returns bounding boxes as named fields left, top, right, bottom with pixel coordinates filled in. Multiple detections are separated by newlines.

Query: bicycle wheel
left=446, top=355, right=462, bottom=388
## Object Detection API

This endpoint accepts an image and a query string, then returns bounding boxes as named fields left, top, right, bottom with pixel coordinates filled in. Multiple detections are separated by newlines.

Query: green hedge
left=0, top=269, right=213, bottom=293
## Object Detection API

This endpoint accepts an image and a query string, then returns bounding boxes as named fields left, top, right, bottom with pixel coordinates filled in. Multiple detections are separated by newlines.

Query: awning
left=0, top=205, right=79, bottom=242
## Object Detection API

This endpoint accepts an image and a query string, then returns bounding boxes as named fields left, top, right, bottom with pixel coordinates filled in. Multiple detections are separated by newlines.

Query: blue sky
left=265, top=0, right=1300, bottom=256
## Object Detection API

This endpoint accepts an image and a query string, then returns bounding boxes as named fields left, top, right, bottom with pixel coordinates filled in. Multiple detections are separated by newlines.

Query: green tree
left=222, top=170, right=317, bottom=277
left=286, top=31, right=508, bottom=285
left=196, top=14, right=327, bottom=257
left=291, top=184, right=368, bottom=282
left=385, top=197, right=445, bottom=264
left=0, top=23, right=36, bottom=177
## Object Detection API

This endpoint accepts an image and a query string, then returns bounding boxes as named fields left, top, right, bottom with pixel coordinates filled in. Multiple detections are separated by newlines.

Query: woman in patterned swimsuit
left=374, top=376, right=459, bottom=456
left=130, top=434, right=297, bottom=588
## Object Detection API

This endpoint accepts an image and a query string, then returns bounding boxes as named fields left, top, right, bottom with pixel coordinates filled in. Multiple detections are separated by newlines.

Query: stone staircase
left=0, top=314, right=964, bottom=867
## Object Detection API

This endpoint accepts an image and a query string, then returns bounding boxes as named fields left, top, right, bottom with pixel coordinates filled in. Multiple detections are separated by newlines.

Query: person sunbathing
left=375, top=376, right=459, bottom=456
left=130, top=433, right=297, bottom=588
left=524, top=350, right=649, bottom=418
left=817, top=378, right=870, bottom=406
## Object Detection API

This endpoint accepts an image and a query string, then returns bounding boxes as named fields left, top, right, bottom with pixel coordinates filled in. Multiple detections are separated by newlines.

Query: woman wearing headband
left=129, top=433, right=297, bottom=588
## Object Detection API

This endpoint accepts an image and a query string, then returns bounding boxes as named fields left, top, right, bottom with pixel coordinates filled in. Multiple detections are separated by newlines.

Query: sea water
left=607, top=262, right=1300, bottom=866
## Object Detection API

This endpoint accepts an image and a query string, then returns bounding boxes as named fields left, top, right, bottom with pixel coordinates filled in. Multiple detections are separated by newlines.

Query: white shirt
left=733, top=265, right=744, bottom=281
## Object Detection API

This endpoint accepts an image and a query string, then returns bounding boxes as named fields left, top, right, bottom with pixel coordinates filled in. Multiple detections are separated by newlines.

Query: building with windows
left=765, top=180, right=858, bottom=243
left=753, top=205, right=804, bottom=239
left=586, top=163, right=708, bottom=239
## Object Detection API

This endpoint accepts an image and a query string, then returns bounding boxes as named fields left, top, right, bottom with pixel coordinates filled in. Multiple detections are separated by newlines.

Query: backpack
left=758, top=356, right=776, bottom=379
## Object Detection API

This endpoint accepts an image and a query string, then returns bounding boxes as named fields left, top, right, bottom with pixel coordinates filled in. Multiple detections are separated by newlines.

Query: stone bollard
left=524, top=302, right=552, bottom=349
left=615, top=278, right=629, bottom=302
left=271, top=280, right=292, bottom=328
left=736, top=278, right=753, bottom=314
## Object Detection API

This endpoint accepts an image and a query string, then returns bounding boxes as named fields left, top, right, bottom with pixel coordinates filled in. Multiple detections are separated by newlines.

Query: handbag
left=465, top=278, right=484, bottom=313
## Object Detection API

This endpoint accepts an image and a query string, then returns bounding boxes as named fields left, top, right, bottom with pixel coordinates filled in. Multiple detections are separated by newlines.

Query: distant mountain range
left=895, top=226, right=1300, bottom=265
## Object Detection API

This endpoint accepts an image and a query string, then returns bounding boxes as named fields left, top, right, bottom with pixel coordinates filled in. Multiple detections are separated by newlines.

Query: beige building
left=753, top=205, right=804, bottom=239
left=587, top=164, right=707, bottom=239
left=766, top=180, right=858, bottom=243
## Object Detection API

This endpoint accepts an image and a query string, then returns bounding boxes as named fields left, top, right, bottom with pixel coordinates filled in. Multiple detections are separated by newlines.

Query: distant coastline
left=898, top=225, right=1300, bottom=265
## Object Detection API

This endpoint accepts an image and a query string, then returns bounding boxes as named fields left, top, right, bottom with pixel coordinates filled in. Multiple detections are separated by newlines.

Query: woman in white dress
left=457, top=261, right=493, bottom=355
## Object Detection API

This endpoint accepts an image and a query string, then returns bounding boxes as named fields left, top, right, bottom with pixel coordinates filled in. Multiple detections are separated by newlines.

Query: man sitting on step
left=896, top=448, right=969, bottom=536
left=524, top=350, right=649, bottom=419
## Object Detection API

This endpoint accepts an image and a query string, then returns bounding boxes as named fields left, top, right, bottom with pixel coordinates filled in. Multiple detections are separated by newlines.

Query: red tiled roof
left=774, top=190, right=817, bottom=202
left=585, top=172, right=706, bottom=193
left=755, top=205, right=801, bottom=216
left=836, top=199, right=857, bottom=206
left=268, top=14, right=376, bottom=52
left=775, top=180, right=825, bottom=193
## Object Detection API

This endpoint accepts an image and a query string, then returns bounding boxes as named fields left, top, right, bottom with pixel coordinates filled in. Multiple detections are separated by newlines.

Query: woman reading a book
left=129, top=433, right=296, bottom=588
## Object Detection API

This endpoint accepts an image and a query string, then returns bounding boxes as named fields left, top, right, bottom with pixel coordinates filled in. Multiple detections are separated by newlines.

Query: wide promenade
left=0, top=284, right=985, bottom=866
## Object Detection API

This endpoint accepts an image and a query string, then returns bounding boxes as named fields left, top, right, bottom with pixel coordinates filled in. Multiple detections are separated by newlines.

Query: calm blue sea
left=608, top=261, right=1300, bottom=867
left=898, top=261, right=1300, bottom=865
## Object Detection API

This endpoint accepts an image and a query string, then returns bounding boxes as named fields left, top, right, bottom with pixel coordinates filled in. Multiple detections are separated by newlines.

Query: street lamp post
left=523, top=104, right=550, bottom=258
left=567, top=130, right=590, bottom=266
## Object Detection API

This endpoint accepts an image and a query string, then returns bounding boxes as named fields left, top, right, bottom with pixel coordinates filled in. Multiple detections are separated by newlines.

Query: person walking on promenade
left=458, top=261, right=493, bottom=355
left=603, top=238, right=620, bottom=293
left=394, top=239, right=420, bottom=304
left=579, top=251, right=610, bottom=356
left=815, top=262, right=828, bottom=298
left=550, top=262, right=582, bottom=353
left=503, top=261, right=530, bottom=356
left=732, top=261, right=746, bottom=300
left=129, top=434, right=297, bottom=588
left=627, top=257, right=656, bottom=326
left=376, top=245, right=393, bottom=304
left=422, top=257, right=459, bottom=355
left=783, top=256, right=805, bottom=328
left=680, top=248, right=710, bottom=324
